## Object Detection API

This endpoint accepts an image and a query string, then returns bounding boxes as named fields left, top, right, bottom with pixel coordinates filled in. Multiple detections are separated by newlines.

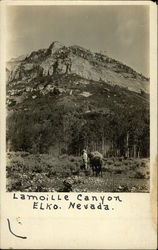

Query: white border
left=0, top=2, right=157, bottom=249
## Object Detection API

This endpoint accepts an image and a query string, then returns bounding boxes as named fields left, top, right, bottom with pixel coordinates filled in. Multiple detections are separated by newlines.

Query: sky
left=6, top=5, right=149, bottom=76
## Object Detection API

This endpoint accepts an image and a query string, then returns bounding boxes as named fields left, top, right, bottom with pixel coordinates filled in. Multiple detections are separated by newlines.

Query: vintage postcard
left=0, top=1, right=157, bottom=249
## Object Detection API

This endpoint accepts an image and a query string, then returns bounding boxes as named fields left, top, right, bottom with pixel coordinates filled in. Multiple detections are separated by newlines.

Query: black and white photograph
left=6, top=4, right=150, bottom=193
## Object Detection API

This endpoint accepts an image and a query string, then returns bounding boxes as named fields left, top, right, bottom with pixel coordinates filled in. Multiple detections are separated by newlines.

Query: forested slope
left=6, top=41, right=149, bottom=158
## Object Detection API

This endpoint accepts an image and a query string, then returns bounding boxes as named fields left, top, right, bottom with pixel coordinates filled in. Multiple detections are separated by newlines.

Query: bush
left=71, top=168, right=80, bottom=176
left=32, top=164, right=43, bottom=173
left=135, top=170, right=146, bottom=179
left=58, top=178, right=73, bottom=192
left=102, top=166, right=112, bottom=172
left=61, top=171, right=71, bottom=178
left=103, top=158, right=108, bottom=162
left=61, top=148, right=67, bottom=155
left=114, top=161, right=122, bottom=167
left=9, top=180, right=22, bottom=191
left=107, top=159, right=113, bottom=165
left=69, top=156, right=76, bottom=162
left=46, top=169, right=57, bottom=178
left=112, top=184, right=130, bottom=192
left=124, top=160, right=131, bottom=166
left=118, top=157, right=123, bottom=162
left=85, top=169, right=91, bottom=176
left=140, top=160, right=148, bottom=167
left=114, top=169, right=123, bottom=174
left=75, top=161, right=81, bottom=168
left=59, top=154, right=67, bottom=159
left=20, top=152, right=30, bottom=157
left=129, top=164, right=137, bottom=170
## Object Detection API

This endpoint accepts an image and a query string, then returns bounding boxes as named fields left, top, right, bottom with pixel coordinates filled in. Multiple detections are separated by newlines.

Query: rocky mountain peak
left=48, top=41, right=65, bottom=54
left=7, top=41, right=149, bottom=94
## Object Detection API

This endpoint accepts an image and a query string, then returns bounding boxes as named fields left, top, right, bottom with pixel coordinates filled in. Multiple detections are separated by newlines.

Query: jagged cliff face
left=7, top=41, right=149, bottom=94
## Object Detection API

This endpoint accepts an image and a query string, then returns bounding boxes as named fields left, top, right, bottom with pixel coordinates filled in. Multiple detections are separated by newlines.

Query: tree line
left=7, top=102, right=149, bottom=158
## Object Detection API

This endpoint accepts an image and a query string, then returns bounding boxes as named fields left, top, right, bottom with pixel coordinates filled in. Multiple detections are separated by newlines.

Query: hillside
left=6, top=41, right=149, bottom=158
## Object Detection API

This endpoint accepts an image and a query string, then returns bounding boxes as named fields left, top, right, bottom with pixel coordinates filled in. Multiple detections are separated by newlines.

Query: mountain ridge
left=7, top=41, right=149, bottom=94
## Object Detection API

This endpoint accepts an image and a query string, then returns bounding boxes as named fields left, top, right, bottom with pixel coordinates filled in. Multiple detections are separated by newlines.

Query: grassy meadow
left=6, top=152, right=150, bottom=192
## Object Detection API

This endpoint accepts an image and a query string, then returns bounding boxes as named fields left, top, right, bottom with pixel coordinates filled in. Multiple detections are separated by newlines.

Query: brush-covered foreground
left=6, top=152, right=150, bottom=192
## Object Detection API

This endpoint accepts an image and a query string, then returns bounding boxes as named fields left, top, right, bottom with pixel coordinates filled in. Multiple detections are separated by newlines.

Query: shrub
left=114, top=169, right=123, bottom=174
left=75, top=161, right=80, bottom=168
left=103, top=158, right=108, bottom=162
left=10, top=180, right=22, bottom=191
left=71, top=168, right=80, bottom=176
left=129, top=164, right=137, bottom=170
left=69, top=156, right=76, bottom=162
left=61, top=148, right=67, bottom=155
left=32, top=164, right=43, bottom=173
left=135, top=170, right=146, bottom=179
left=85, top=169, right=91, bottom=176
left=118, top=157, right=123, bottom=162
left=107, top=159, right=113, bottom=165
left=80, top=163, right=85, bottom=170
left=46, top=169, right=57, bottom=178
left=114, top=161, right=122, bottom=167
left=20, top=152, right=30, bottom=157
left=58, top=178, right=73, bottom=192
left=124, top=160, right=131, bottom=166
left=141, top=161, right=147, bottom=167
left=59, top=154, right=67, bottom=159
left=60, top=170, right=71, bottom=178
left=113, top=184, right=130, bottom=192
left=102, top=166, right=111, bottom=172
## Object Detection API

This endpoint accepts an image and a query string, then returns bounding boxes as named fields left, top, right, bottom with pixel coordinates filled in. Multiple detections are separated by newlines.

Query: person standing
left=82, top=149, right=88, bottom=170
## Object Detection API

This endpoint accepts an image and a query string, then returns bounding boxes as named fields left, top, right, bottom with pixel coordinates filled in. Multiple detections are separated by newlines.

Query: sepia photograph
left=6, top=4, right=150, bottom=193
